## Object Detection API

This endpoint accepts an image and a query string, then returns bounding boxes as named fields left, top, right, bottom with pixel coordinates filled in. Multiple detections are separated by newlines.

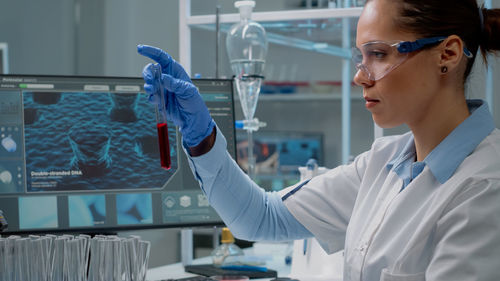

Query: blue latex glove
left=138, top=44, right=215, bottom=147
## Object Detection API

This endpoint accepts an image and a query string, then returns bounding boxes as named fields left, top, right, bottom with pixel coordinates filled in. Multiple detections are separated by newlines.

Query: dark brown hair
left=369, top=0, right=500, bottom=80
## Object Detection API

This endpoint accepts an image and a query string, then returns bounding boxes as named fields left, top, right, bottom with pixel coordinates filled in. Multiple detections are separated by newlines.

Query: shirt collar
left=387, top=99, right=495, bottom=184
left=386, top=135, right=415, bottom=171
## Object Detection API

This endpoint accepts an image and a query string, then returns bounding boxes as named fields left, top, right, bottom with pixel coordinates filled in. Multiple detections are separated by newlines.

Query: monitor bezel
left=0, top=74, right=235, bottom=235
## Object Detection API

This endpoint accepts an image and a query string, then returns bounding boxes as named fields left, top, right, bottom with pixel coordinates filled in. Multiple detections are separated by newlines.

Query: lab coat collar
left=387, top=99, right=495, bottom=184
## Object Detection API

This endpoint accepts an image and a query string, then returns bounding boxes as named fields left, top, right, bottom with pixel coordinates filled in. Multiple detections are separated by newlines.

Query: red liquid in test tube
left=156, top=122, right=171, bottom=170
left=153, top=64, right=171, bottom=170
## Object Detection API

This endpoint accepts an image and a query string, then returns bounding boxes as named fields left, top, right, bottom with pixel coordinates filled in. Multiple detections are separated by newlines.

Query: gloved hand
left=138, top=44, right=215, bottom=147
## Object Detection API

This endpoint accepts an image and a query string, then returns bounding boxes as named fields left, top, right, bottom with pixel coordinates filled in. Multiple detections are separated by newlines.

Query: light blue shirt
left=185, top=127, right=312, bottom=241
left=387, top=100, right=495, bottom=190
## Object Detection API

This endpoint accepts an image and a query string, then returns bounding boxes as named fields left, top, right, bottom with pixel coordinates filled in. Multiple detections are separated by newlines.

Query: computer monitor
left=236, top=131, right=323, bottom=191
left=0, top=75, right=236, bottom=234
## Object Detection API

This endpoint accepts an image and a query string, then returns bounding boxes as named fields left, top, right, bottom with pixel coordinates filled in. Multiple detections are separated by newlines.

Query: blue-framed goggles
left=352, top=37, right=473, bottom=81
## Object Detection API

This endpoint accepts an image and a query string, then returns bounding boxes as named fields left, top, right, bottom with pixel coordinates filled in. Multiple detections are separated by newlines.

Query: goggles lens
left=352, top=41, right=409, bottom=81
left=352, top=36, right=473, bottom=82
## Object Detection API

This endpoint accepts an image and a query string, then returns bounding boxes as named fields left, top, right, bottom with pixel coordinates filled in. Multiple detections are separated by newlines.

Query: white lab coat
left=280, top=130, right=500, bottom=281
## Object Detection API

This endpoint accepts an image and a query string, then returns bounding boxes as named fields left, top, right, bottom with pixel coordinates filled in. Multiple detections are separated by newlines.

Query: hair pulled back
left=367, top=0, right=500, bottom=80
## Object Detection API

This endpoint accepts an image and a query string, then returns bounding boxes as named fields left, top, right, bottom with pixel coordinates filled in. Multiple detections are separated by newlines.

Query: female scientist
left=139, top=0, right=500, bottom=280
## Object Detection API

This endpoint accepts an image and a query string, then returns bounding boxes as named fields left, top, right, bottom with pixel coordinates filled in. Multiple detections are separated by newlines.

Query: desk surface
left=146, top=243, right=292, bottom=281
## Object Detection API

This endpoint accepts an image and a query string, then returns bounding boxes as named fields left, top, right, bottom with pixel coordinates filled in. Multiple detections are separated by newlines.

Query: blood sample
left=153, top=64, right=171, bottom=170
left=156, top=122, right=171, bottom=169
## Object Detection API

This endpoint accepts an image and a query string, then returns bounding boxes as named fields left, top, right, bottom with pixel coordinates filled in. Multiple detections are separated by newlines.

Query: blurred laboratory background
left=1, top=0, right=499, bottom=268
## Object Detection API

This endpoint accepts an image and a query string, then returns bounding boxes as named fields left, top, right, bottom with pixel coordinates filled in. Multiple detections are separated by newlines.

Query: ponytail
left=479, top=7, right=500, bottom=65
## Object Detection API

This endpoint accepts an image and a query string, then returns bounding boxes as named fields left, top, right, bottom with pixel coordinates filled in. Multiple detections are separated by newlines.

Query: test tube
left=153, top=64, right=171, bottom=170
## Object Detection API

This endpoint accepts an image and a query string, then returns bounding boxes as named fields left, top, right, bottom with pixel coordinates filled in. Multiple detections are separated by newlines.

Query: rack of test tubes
left=0, top=234, right=151, bottom=281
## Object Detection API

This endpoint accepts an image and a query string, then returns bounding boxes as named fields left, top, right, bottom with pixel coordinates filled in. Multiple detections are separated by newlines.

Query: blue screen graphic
left=23, top=91, right=177, bottom=192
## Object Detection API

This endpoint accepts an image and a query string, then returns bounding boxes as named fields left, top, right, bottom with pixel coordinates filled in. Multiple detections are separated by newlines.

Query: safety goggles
left=352, top=36, right=474, bottom=81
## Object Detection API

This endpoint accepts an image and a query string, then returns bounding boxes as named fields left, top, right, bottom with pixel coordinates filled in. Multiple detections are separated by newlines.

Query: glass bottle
left=211, top=228, right=244, bottom=266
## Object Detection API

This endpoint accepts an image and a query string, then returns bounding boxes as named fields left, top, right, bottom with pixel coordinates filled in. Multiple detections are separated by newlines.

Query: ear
left=439, top=35, right=465, bottom=73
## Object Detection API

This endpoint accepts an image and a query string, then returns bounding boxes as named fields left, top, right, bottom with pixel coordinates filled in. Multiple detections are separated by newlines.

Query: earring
left=441, top=66, right=448, bottom=73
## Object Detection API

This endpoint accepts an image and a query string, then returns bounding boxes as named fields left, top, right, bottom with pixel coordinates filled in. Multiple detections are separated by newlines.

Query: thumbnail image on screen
left=116, top=193, right=153, bottom=225
left=19, top=196, right=58, bottom=229
left=68, top=194, right=106, bottom=227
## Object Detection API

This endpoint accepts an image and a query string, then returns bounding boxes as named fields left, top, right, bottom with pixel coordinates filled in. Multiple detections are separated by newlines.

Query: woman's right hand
left=137, top=44, right=215, bottom=147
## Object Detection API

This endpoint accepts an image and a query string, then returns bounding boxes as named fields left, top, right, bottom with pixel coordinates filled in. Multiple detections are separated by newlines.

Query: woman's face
left=353, top=0, right=441, bottom=129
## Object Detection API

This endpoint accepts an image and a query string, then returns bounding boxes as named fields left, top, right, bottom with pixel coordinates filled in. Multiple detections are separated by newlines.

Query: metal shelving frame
left=179, top=1, right=363, bottom=165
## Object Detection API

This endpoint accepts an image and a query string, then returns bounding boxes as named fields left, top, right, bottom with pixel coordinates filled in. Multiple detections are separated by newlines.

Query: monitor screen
left=0, top=75, right=235, bottom=234
left=236, top=131, right=323, bottom=191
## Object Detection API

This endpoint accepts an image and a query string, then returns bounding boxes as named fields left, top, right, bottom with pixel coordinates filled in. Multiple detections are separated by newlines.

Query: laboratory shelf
left=256, top=93, right=363, bottom=101
left=189, top=7, right=361, bottom=59
left=179, top=3, right=362, bottom=73
left=187, top=7, right=363, bottom=25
